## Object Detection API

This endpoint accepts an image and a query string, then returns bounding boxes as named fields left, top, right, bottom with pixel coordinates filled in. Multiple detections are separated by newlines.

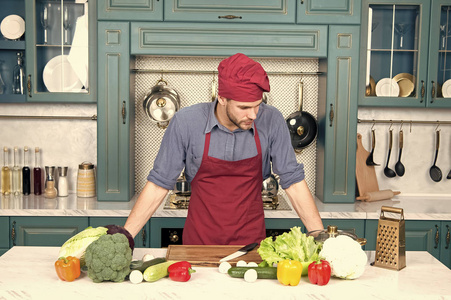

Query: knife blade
left=219, top=242, right=259, bottom=262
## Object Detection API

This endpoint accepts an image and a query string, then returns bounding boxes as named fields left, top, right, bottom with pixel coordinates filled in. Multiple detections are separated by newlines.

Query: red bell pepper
left=168, top=261, right=196, bottom=282
left=308, top=260, right=331, bottom=286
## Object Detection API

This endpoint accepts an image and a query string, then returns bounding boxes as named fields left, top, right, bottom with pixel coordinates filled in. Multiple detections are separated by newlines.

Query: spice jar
left=77, top=162, right=95, bottom=198
left=58, top=167, right=69, bottom=197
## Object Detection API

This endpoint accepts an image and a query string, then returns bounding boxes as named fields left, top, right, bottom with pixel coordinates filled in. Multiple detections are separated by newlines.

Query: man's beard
left=226, top=105, right=252, bottom=130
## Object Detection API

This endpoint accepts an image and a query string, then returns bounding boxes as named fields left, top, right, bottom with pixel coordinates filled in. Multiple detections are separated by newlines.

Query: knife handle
left=241, top=242, right=258, bottom=252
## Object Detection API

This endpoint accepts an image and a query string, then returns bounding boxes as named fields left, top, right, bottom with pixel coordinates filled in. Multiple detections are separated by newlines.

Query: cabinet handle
left=420, top=80, right=425, bottom=103
left=121, top=101, right=126, bottom=124
left=27, top=75, right=32, bottom=98
left=434, top=224, right=439, bottom=249
left=141, top=228, right=146, bottom=247
left=431, top=81, right=436, bottom=103
left=218, top=15, right=242, bottom=19
left=300, top=0, right=304, bottom=4
left=11, top=221, right=16, bottom=246
left=446, top=225, right=450, bottom=250
left=329, top=103, right=334, bottom=127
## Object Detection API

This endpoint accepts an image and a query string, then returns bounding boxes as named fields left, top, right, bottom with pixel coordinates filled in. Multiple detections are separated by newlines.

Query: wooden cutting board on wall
left=166, top=245, right=262, bottom=267
left=356, top=133, right=379, bottom=196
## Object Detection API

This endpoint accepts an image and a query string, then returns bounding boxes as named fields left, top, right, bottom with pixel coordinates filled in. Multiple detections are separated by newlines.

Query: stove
left=163, top=192, right=292, bottom=210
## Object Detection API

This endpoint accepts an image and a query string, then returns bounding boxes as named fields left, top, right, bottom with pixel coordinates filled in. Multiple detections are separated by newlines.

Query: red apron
left=183, top=127, right=266, bottom=245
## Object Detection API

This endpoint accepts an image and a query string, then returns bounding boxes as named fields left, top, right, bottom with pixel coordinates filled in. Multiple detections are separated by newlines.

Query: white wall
left=0, top=103, right=97, bottom=193
left=358, top=107, right=451, bottom=196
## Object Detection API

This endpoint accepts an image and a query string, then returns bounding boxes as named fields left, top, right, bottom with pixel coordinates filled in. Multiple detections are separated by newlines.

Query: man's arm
left=124, top=181, right=169, bottom=238
left=284, top=180, right=323, bottom=232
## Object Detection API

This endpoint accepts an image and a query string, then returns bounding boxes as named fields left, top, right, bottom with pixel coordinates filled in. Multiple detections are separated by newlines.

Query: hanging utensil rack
left=0, top=114, right=97, bottom=120
left=131, top=69, right=322, bottom=76
left=358, top=119, right=451, bottom=126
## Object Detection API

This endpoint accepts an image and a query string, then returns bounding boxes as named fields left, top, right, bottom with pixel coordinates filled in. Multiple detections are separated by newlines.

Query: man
left=125, top=53, right=323, bottom=245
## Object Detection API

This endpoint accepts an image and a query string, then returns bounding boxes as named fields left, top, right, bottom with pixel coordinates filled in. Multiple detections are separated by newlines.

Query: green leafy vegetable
left=258, top=227, right=321, bottom=270
left=58, top=226, right=108, bottom=265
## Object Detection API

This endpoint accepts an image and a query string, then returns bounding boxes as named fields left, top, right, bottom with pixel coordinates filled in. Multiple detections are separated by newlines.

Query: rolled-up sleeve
left=147, top=114, right=186, bottom=190
left=268, top=109, right=305, bottom=189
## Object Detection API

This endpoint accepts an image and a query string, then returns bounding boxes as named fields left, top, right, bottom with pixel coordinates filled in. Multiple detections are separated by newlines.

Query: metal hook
left=410, top=120, right=412, bottom=133
left=160, top=70, right=164, bottom=81
left=400, top=121, right=403, bottom=131
left=371, top=121, right=375, bottom=130
left=435, top=121, right=441, bottom=132
left=389, top=121, right=393, bottom=131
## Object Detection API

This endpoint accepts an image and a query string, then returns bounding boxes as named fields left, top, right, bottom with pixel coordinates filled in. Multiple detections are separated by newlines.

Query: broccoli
left=85, top=233, right=133, bottom=283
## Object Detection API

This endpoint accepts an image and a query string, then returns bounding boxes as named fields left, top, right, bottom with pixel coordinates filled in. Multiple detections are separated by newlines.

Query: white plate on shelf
left=43, top=55, right=83, bottom=92
left=375, top=78, right=400, bottom=97
left=0, top=15, right=25, bottom=40
left=442, top=79, right=451, bottom=98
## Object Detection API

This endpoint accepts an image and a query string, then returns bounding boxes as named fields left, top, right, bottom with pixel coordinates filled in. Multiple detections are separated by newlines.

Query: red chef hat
left=217, top=53, right=270, bottom=102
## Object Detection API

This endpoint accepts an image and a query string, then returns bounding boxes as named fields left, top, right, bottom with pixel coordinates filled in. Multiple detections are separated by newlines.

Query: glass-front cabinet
left=359, top=0, right=451, bottom=108
left=24, top=0, right=96, bottom=102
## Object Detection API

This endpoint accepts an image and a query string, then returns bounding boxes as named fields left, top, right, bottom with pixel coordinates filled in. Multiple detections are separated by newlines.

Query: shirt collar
left=205, top=99, right=257, bottom=136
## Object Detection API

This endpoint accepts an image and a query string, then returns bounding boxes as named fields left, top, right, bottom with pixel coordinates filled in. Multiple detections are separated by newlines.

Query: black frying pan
left=286, top=81, right=318, bottom=152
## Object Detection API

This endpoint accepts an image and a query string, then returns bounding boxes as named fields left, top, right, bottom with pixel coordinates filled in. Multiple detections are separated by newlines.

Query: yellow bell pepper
left=277, top=260, right=303, bottom=286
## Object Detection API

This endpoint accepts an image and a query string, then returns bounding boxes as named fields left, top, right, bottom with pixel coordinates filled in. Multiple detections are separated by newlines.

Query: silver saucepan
left=143, top=79, right=180, bottom=128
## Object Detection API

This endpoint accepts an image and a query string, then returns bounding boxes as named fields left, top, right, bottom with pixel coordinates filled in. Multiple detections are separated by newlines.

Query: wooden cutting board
left=356, top=133, right=379, bottom=197
left=166, top=245, right=262, bottom=267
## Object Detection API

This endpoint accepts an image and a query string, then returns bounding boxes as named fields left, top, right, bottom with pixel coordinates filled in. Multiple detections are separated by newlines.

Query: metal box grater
left=374, top=206, right=406, bottom=270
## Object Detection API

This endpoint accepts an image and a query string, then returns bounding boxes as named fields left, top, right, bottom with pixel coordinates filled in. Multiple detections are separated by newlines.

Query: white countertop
left=0, top=246, right=450, bottom=300
left=0, top=193, right=450, bottom=221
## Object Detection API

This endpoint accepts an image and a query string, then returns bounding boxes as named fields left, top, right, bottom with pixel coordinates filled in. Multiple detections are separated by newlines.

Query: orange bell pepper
left=55, top=256, right=81, bottom=282
left=277, top=260, right=303, bottom=286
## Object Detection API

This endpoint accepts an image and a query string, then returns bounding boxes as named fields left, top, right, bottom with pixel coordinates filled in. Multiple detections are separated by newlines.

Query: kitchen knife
left=219, top=242, right=259, bottom=262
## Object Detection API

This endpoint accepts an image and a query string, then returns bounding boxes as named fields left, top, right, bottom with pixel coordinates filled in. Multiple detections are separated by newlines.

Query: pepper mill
left=44, top=166, right=57, bottom=199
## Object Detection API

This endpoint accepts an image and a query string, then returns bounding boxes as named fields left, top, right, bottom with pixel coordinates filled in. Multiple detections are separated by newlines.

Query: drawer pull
left=218, top=15, right=242, bottom=20
left=434, top=224, right=439, bottom=249
left=11, top=221, right=16, bottom=246
left=446, top=225, right=450, bottom=250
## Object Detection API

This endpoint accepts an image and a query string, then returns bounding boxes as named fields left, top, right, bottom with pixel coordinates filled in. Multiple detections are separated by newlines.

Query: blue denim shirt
left=148, top=100, right=305, bottom=190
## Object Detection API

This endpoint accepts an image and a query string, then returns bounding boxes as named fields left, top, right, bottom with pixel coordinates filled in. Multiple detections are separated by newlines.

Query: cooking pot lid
left=307, top=225, right=361, bottom=243
left=149, top=95, right=177, bottom=121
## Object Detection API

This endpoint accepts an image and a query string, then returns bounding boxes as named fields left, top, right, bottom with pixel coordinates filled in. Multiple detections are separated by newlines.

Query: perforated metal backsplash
left=134, top=56, right=319, bottom=197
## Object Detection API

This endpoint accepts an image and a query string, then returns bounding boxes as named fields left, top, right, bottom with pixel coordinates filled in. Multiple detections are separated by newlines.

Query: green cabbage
left=258, top=226, right=321, bottom=268
left=58, top=226, right=108, bottom=265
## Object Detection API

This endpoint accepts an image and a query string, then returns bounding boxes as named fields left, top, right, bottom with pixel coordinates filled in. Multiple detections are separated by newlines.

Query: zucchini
left=130, top=257, right=167, bottom=272
left=228, top=267, right=277, bottom=279
left=143, top=261, right=177, bottom=282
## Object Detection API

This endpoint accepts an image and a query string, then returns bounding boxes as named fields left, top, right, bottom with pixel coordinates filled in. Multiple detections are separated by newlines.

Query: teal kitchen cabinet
left=131, top=22, right=327, bottom=58
left=89, top=217, right=149, bottom=248
left=316, top=25, right=360, bottom=203
left=359, top=0, right=451, bottom=108
left=24, top=0, right=97, bottom=103
left=97, top=22, right=135, bottom=201
left=10, top=216, right=88, bottom=247
left=0, top=217, right=9, bottom=255
left=163, top=0, right=296, bottom=24
left=97, top=0, right=162, bottom=21
left=0, top=0, right=27, bottom=103
left=297, top=0, right=361, bottom=24
left=365, top=219, right=451, bottom=268
left=439, top=221, right=451, bottom=269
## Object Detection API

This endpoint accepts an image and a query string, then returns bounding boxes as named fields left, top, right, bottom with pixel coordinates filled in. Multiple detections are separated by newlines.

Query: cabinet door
left=0, top=0, right=27, bottom=103
left=131, top=22, right=327, bottom=58
left=97, top=0, right=163, bottom=21
left=440, top=221, right=451, bottom=268
left=164, top=0, right=295, bottom=24
left=97, top=22, right=135, bottom=201
left=427, top=0, right=451, bottom=108
left=89, top=217, right=149, bottom=248
left=365, top=220, right=441, bottom=259
left=24, top=0, right=96, bottom=102
left=316, top=25, right=359, bottom=203
left=0, top=217, right=9, bottom=255
left=297, top=0, right=361, bottom=24
left=359, top=0, right=431, bottom=107
left=10, top=217, right=88, bottom=246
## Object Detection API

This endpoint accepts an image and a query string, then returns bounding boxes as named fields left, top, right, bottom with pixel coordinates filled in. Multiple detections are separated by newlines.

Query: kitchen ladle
left=447, top=170, right=451, bottom=180
left=366, top=129, right=379, bottom=166
left=429, top=130, right=442, bottom=182
left=394, top=129, right=405, bottom=176
left=384, top=129, right=396, bottom=178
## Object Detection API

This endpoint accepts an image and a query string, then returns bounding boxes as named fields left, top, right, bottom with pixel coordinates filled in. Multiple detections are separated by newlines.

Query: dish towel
left=67, top=14, right=88, bottom=89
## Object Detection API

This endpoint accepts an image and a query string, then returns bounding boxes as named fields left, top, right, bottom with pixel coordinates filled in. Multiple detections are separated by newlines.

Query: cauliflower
left=319, top=235, right=367, bottom=279
left=85, top=233, right=133, bottom=283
